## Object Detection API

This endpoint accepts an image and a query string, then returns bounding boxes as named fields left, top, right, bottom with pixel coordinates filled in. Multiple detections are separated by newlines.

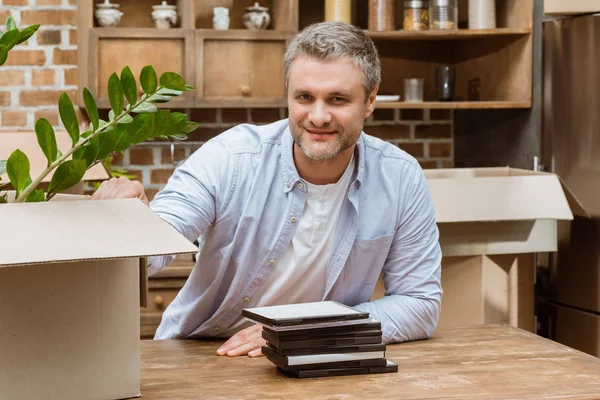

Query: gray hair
left=283, top=21, right=381, bottom=100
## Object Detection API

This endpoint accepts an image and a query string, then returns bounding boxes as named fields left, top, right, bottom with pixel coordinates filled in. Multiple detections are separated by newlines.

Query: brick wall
left=0, top=1, right=454, bottom=201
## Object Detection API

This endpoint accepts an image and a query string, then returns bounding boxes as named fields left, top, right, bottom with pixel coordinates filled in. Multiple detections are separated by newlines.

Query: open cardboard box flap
left=544, top=0, right=600, bottom=16
left=0, top=198, right=198, bottom=267
left=0, top=131, right=109, bottom=182
left=424, top=167, right=589, bottom=223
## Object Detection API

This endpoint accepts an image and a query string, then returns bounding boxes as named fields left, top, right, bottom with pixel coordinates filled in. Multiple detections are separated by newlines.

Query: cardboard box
left=0, top=131, right=110, bottom=193
left=373, top=167, right=586, bottom=332
left=0, top=198, right=197, bottom=400
left=545, top=0, right=600, bottom=16
left=554, top=304, right=600, bottom=357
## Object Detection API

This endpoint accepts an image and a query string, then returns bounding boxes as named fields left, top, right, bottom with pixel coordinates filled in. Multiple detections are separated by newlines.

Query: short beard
left=291, top=124, right=356, bottom=161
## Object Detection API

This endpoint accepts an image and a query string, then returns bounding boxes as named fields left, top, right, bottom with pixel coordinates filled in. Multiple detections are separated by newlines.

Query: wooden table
left=140, top=325, right=600, bottom=399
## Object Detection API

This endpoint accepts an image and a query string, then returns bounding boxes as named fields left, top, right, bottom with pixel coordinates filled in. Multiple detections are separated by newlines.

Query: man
left=93, top=21, right=442, bottom=358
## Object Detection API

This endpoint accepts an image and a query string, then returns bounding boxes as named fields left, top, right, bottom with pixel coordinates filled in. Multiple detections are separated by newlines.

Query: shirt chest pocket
left=342, top=234, right=394, bottom=285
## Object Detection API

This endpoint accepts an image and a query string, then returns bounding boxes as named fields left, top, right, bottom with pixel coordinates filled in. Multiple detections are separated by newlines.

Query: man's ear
left=364, top=85, right=379, bottom=118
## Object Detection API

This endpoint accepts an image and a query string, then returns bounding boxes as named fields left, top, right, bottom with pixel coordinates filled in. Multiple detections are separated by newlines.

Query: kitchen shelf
left=367, top=28, right=532, bottom=41
left=374, top=101, right=532, bottom=109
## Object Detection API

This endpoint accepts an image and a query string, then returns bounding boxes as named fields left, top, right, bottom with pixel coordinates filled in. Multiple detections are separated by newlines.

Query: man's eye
left=299, top=94, right=311, bottom=100
left=331, top=97, right=346, bottom=102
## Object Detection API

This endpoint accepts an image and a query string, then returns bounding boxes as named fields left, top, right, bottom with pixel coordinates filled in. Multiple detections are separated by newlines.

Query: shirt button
left=243, top=297, right=250, bottom=303
left=298, top=183, right=304, bottom=189
left=285, top=182, right=290, bottom=188
left=215, top=326, right=221, bottom=332
left=290, top=216, right=297, bottom=223
left=269, top=259, right=276, bottom=266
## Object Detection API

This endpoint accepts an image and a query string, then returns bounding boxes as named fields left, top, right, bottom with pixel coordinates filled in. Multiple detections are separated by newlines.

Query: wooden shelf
left=367, top=28, right=532, bottom=41
left=374, top=101, right=532, bottom=109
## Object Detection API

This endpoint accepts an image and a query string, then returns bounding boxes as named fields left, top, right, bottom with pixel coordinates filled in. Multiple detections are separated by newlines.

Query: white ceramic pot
left=152, top=1, right=178, bottom=29
left=213, top=7, right=230, bottom=30
left=95, top=0, right=123, bottom=27
left=243, top=2, right=270, bottom=30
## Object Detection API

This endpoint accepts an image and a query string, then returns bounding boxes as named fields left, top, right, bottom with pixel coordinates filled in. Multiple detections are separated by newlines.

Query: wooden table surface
left=140, top=324, right=600, bottom=399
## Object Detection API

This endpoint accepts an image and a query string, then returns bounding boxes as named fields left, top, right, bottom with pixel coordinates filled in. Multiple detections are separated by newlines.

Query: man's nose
left=307, top=101, right=332, bottom=127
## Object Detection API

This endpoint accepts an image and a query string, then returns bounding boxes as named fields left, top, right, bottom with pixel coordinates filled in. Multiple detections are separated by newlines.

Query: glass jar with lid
left=430, top=0, right=458, bottom=30
left=403, top=0, right=429, bottom=31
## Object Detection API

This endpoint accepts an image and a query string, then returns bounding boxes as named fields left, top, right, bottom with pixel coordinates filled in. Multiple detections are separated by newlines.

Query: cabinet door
left=196, top=31, right=291, bottom=107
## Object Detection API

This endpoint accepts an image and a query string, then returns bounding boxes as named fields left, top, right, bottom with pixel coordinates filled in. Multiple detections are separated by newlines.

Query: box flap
left=0, top=198, right=198, bottom=267
left=0, top=131, right=110, bottom=182
left=424, top=168, right=574, bottom=223
left=544, top=0, right=600, bottom=16
left=561, top=169, right=597, bottom=218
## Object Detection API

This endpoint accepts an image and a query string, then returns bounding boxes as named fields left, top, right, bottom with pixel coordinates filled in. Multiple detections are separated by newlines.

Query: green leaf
left=120, top=66, right=138, bottom=107
left=108, top=109, right=134, bottom=124
left=146, top=93, right=171, bottom=103
left=48, top=159, right=86, bottom=194
left=0, top=196, right=7, bottom=204
left=96, top=127, right=119, bottom=160
left=152, top=110, right=173, bottom=139
left=7, top=149, right=30, bottom=195
left=0, top=28, right=19, bottom=50
left=108, top=72, right=124, bottom=114
left=0, top=159, right=6, bottom=176
left=113, top=123, right=136, bottom=152
left=55, top=149, right=63, bottom=161
left=58, top=92, right=80, bottom=146
left=181, top=120, right=200, bottom=134
left=159, top=72, right=186, bottom=91
left=156, top=87, right=183, bottom=97
left=131, top=101, right=157, bottom=113
left=132, top=113, right=156, bottom=144
left=83, top=87, right=99, bottom=132
left=170, top=133, right=188, bottom=141
left=140, top=65, right=157, bottom=95
left=17, top=24, right=40, bottom=45
left=26, top=189, right=45, bottom=203
left=5, top=17, right=16, bottom=32
left=35, top=118, right=58, bottom=166
left=184, top=84, right=196, bottom=91
left=0, top=44, right=7, bottom=66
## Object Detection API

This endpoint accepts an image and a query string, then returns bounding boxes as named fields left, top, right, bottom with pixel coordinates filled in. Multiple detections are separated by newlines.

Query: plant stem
left=14, top=92, right=153, bottom=203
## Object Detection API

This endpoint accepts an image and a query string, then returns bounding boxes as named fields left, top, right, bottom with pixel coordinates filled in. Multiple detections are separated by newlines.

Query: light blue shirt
left=149, top=119, right=442, bottom=343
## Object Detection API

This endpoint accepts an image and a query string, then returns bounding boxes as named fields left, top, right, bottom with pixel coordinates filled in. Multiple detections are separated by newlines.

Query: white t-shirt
left=220, top=155, right=356, bottom=336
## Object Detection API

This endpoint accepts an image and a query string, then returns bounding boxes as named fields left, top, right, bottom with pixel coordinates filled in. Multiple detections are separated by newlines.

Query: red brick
left=37, top=30, right=61, bottom=45
left=429, top=142, right=452, bottom=158
left=397, top=142, right=424, bottom=158
left=124, top=169, right=144, bottom=182
left=0, top=70, right=25, bottom=85
left=430, top=109, right=452, bottom=121
left=2, top=111, right=27, bottom=127
left=34, top=109, right=59, bottom=126
left=0, top=11, right=12, bottom=22
left=400, top=109, right=424, bottom=121
left=64, top=68, right=77, bottom=85
left=129, top=147, right=154, bottom=165
left=161, top=147, right=187, bottom=164
left=371, top=109, right=395, bottom=121
left=415, top=124, right=452, bottom=139
left=69, top=29, right=77, bottom=45
left=440, top=160, right=453, bottom=168
left=4, top=50, right=46, bottom=66
left=187, top=127, right=228, bottom=142
left=32, top=69, right=56, bottom=86
left=221, top=108, right=248, bottom=123
left=251, top=108, right=280, bottom=123
left=20, top=90, right=77, bottom=106
left=190, top=108, right=217, bottom=123
left=3, top=0, right=27, bottom=5
left=21, top=10, right=77, bottom=26
left=53, top=48, right=77, bottom=65
left=36, top=0, right=63, bottom=4
left=365, top=124, right=411, bottom=140
left=110, top=151, right=124, bottom=166
left=151, top=168, right=174, bottom=184
left=145, top=188, right=159, bottom=201
left=419, top=161, right=437, bottom=169
left=0, top=91, right=12, bottom=106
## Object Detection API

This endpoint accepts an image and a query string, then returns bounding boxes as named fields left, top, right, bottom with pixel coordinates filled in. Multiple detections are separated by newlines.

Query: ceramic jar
left=151, top=1, right=178, bottom=29
left=95, top=0, right=123, bottom=28
left=243, top=2, right=270, bottom=30
left=213, top=7, right=230, bottom=30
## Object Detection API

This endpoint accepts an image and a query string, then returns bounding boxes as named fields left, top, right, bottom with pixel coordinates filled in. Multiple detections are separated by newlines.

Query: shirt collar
left=281, top=124, right=365, bottom=194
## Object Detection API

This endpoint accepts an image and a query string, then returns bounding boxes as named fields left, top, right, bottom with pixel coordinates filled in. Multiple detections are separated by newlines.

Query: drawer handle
left=240, top=85, right=251, bottom=96
left=153, top=296, right=164, bottom=308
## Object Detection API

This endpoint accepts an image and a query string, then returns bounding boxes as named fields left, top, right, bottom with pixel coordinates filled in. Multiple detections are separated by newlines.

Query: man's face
left=287, top=56, right=377, bottom=161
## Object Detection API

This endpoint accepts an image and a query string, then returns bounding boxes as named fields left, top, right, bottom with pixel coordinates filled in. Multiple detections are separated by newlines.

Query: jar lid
left=245, top=2, right=269, bottom=12
left=96, top=0, right=119, bottom=9
left=431, top=0, right=456, bottom=6
left=404, top=0, right=428, bottom=7
left=152, top=1, right=176, bottom=10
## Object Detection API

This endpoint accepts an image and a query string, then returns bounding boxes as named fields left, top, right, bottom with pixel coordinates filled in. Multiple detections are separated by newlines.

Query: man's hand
left=91, top=176, right=149, bottom=206
left=216, top=324, right=266, bottom=357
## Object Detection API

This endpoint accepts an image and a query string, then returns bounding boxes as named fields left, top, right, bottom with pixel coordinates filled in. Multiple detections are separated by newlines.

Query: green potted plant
left=0, top=17, right=199, bottom=203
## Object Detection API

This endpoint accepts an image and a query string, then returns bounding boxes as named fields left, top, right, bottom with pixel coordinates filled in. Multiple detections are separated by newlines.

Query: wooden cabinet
left=77, top=0, right=533, bottom=109
left=140, top=254, right=193, bottom=340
